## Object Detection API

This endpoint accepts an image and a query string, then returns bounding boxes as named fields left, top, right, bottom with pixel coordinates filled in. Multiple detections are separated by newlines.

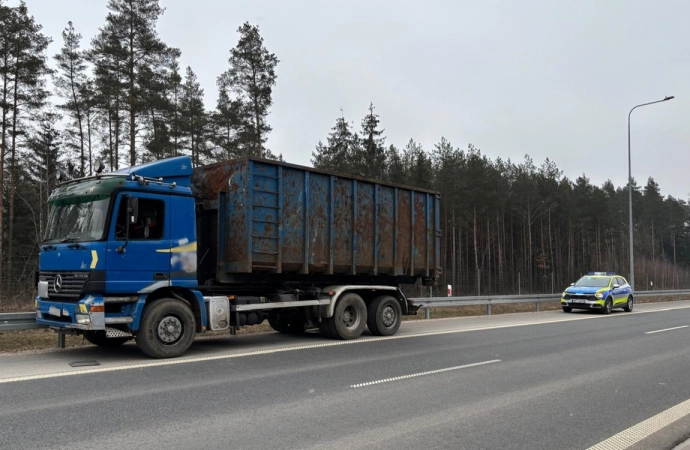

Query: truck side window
left=115, top=197, right=165, bottom=241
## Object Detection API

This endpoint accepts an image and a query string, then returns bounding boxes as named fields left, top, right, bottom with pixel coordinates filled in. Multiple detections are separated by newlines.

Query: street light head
left=664, top=96, right=675, bottom=101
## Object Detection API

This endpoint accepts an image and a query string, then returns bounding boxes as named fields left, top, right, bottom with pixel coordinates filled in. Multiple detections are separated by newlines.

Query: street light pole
left=627, top=95, right=674, bottom=291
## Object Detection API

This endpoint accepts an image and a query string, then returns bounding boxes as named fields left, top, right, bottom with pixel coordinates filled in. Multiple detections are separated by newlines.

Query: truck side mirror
left=128, top=197, right=139, bottom=225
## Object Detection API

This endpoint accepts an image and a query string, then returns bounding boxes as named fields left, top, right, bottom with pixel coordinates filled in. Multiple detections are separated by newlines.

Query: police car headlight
left=595, top=293, right=604, bottom=299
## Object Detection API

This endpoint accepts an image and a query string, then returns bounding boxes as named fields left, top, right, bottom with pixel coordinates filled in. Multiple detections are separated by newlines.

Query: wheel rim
left=157, top=315, right=183, bottom=344
left=628, top=298, right=633, bottom=310
left=341, top=305, right=361, bottom=329
left=606, top=301, right=612, bottom=313
left=382, top=305, right=396, bottom=327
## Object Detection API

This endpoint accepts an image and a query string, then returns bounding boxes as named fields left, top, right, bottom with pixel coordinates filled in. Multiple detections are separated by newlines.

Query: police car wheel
left=562, top=306, right=572, bottom=313
left=602, top=298, right=613, bottom=315
left=623, top=296, right=633, bottom=312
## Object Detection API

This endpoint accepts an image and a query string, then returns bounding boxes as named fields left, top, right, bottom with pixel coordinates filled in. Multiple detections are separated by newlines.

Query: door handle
left=153, top=273, right=169, bottom=280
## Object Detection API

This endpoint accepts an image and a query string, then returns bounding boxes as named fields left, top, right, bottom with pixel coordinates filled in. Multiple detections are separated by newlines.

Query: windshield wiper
left=59, top=234, right=86, bottom=248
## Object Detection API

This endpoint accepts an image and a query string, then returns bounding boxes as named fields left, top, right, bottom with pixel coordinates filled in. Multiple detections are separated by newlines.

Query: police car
left=561, top=272, right=633, bottom=314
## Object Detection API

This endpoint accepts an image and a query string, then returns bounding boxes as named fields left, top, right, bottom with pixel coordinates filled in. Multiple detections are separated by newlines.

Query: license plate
left=573, top=299, right=585, bottom=304
left=48, top=306, right=61, bottom=316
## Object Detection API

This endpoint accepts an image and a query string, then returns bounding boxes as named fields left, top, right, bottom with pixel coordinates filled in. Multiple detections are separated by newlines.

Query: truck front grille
left=39, top=271, right=89, bottom=301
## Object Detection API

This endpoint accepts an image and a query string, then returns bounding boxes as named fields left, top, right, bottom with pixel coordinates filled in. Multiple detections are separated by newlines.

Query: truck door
left=105, top=192, right=171, bottom=294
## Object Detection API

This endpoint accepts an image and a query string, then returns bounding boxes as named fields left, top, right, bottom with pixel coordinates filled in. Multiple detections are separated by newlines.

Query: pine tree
left=23, top=111, right=61, bottom=239
left=167, top=61, right=183, bottom=156
left=212, top=75, right=249, bottom=159
left=0, top=0, right=15, bottom=292
left=311, top=113, right=359, bottom=173
left=91, top=0, right=179, bottom=166
left=180, top=66, right=209, bottom=166
left=90, top=23, right=125, bottom=170
left=54, top=21, right=88, bottom=175
left=357, top=103, right=386, bottom=179
left=4, top=1, right=51, bottom=296
left=220, top=22, right=278, bottom=158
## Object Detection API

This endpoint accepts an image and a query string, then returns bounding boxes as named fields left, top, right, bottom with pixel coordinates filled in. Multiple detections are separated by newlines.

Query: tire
left=367, top=295, right=402, bottom=336
left=602, top=298, right=613, bottom=315
left=84, top=331, right=129, bottom=347
left=623, top=296, right=634, bottom=312
left=318, top=319, right=334, bottom=338
left=268, top=312, right=306, bottom=335
left=562, top=306, right=572, bottom=313
left=135, top=298, right=196, bottom=358
left=323, top=293, right=367, bottom=340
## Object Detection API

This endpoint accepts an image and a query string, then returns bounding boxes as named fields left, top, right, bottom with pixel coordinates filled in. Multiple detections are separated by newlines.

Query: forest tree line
left=1, top=0, right=688, bottom=305
left=311, top=105, right=690, bottom=296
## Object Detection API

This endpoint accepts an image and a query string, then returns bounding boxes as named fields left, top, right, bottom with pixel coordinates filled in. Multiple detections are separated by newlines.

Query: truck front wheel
left=367, top=295, right=402, bottom=336
left=325, top=293, right=367, bottom=340
left=135, top=298, right=196, bottom=358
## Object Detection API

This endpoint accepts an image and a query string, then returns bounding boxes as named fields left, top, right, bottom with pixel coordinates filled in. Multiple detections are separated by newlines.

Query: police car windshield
left=574, top=276, right=611, bottom=287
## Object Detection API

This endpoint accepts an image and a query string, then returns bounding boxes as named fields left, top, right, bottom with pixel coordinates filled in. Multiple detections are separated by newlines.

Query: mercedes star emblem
left=54, top=274, right=63, bottom=293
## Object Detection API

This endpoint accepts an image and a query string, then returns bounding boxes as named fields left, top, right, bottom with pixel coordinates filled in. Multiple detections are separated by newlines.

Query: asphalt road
left=2, top=302, right=690, bottom=450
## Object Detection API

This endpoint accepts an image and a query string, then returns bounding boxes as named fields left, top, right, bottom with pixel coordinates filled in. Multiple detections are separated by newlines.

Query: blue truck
left=36, top=156, right=441, bottom=358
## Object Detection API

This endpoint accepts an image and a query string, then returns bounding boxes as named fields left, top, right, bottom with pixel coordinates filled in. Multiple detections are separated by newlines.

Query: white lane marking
left=586, top=397, right=690, bottom=450
left=2, top=304, right=690, bottom=385
left=645, top=325, right=688, bottom=335
left=350, top=359, right=501, bottom=388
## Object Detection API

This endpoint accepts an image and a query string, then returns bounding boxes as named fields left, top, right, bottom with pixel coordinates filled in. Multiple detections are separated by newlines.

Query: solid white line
left=350, top=359, right=501, bottom=388
left=645, top=325, right=688, bottom=335
left=586, top=397, right=690, bottom=450
left=1, top=303, right=690, bottom=385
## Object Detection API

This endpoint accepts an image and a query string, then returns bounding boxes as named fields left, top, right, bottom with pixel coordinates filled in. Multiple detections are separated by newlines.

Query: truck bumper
left=36, top=295, right=107, bottom=331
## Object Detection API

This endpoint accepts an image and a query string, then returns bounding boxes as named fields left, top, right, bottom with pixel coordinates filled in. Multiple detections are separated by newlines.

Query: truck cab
left=36, top=156, right=205, bottom=352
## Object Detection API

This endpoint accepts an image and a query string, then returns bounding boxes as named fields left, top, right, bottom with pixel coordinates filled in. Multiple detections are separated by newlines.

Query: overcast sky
left=13, top=0, right=690, bottom=200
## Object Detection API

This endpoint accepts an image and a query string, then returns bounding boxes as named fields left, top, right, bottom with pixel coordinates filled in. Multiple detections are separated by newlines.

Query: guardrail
left=2, top=289, right=690, bottom=344
left=411, top=289, right=690, bottom=319
left=0, top=312, right=47, bottom=331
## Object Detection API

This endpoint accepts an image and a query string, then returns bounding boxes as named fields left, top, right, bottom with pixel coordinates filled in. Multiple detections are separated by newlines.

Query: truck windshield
left=44, top=198, right=111, bottom=243
left=574, top=276, right=611, bottom=287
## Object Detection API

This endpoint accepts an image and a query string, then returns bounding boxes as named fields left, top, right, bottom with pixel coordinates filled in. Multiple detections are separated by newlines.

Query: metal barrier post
left=536, top=301, right=540, bottom=312
left=487, top=302, right=491, bottom=315
left=57, top=334, right=65, bottom=349
left=425, top=306, right=430, bottom=320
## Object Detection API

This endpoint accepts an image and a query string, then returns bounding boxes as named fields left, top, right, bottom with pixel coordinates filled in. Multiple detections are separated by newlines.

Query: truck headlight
left=75, top=314, right=91, bottom=325
left=595, top=292, right=603, bottom=299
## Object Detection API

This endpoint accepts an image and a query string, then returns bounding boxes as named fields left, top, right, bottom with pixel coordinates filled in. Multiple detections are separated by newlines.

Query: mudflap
left=405, top=301, right=420, bottom=315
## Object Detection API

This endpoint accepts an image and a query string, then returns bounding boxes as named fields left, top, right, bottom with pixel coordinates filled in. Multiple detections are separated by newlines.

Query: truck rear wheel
left=84, top=331, right=129, bottom=347
left=135, top=298, right=196, bottom=358
left=325, top=293, right=367, bottom=340
left=367, top=295, right=402, bottom=336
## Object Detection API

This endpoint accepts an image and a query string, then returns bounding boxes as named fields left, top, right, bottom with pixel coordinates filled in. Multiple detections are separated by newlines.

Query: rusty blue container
left=192, top=157, right=440, bottom=285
